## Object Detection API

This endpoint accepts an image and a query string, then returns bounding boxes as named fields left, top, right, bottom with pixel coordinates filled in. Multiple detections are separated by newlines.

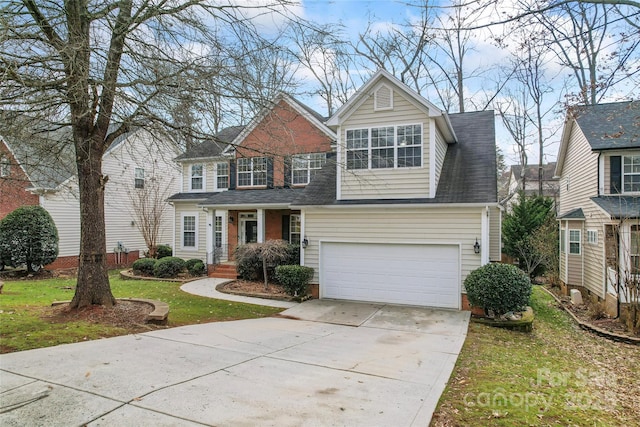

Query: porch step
left=208, top=263, right=238, bottom=280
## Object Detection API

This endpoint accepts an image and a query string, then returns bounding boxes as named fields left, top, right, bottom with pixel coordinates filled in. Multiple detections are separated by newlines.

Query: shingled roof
left=591, top=196, right=640, bottom=219
left=293, top=110, right=497, bottom=206
left=572, top=101, right=640, bottom=151
left=201, top=187, right=306, bottom=207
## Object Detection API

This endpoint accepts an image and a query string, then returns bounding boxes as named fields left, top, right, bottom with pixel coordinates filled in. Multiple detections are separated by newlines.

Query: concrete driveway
left=0, top=300, right=469, bottom=427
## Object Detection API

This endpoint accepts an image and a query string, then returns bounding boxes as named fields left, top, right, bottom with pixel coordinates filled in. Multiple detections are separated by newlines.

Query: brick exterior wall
left=0, top=140, right=40, bottom=220
left=235, top=99, right=333, bottom=188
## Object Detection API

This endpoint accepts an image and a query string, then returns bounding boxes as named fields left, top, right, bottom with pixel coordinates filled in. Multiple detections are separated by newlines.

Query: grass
left=0, top=272, right=282, bottom=353
left=431, top=286, right=640, bottom=426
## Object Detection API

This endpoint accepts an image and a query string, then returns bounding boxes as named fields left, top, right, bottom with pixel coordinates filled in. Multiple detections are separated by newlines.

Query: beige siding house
left=293, top=70, right=500, bottom=310
left=555, top=101, right=639, bottom=315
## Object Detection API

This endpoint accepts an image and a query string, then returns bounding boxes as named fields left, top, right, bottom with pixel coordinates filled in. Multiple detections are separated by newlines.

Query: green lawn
left=431, top=286, right=640, bottom=426
left=0, top=272, right=282, bottom=353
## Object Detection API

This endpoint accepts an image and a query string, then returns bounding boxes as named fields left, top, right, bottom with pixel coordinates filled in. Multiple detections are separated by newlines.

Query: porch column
left=257, top=208, right=265, bottom=243
left=214, top=209, right=229, bottom=261
left=481, top=206, right=489, bottom=265
left=205, top=208, right=214, bottom=264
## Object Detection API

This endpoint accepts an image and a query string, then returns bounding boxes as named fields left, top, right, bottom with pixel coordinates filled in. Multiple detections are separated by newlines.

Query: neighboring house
left=292, top=70, right=501, bottom=310
left=555, top=100, right=639, bottom=315
left=1, top=126, right=180, bottom=269
left=502, top=163, right=559, bottom=211
left=168, top=94, right=336, bottom=265
left=0, top=136, right=40, bottom=219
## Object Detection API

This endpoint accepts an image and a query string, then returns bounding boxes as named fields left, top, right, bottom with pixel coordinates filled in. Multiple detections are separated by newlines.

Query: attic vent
left=374, top=85, right=393, bottom=111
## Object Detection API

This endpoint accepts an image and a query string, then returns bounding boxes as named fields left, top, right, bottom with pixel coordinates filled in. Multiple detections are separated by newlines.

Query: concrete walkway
left=180, top=278, right=298, bottom=309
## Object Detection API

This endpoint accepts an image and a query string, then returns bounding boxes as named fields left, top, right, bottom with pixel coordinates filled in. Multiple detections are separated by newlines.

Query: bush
left=153, top=256, right=186, bottom=278
left=234, top=240, right=296, bottom=283
left=275, top=265, right=314, bottom=296
left=186, top=259, right=206, bottom=276
left=156, top=245, right=173, bottom=259
left=464, top=263, right=532, bottom=317
left=132, top=258, right=156, bottom=276
left=0, top=206, right=59, bottom=272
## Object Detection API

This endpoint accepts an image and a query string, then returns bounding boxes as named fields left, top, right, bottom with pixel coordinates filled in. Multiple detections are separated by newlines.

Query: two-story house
left=555, top=100, right=639, bottom=315
left=293, top=70, right=501, bottom=310
left=1, top=123, right=180, bottom=269
left=168, top=94, right=336, bottom=266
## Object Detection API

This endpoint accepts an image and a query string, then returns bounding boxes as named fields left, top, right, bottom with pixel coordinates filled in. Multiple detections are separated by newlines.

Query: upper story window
left=216, top=162, right=229, bottom=190
left=346, top=124, right=422, bottom=170
left=190, top=164, right=204, bottom=191
left=0, top=155, right=10, bottom=177
left=237, top=157, right=267, bottom=187
left=623, top=155, right=640, bottom=192
left=134, top=167, right=144, bottom=189
left=292, top=153, right=327, bottom=185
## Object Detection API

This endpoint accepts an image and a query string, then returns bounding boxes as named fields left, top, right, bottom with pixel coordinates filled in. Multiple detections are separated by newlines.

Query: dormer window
left=190, top=164, right=204, bottom=191
left=374, top=84, right=393, bottom=111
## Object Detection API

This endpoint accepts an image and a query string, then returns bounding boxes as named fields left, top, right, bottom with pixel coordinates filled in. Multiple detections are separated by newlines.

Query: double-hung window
left=346, top=124, right=422, bottom=170
left=569, top=230, right=581, bottom=255
left=134, top=168, right=144, bottom=189
left=631, top=225, right=639, bottom=274
left=216, top=163, right=229, bottom=189
left=623, top=155, right=640, bottom=193
left=292, top=153, right=327, bottom=185
left=190, top=164, right=204, bottom=190
left=215, top=216, right=223, bottom=248
left=183, top=214, right=197, bottom=249
left=237, top=157, right=267, bottom=187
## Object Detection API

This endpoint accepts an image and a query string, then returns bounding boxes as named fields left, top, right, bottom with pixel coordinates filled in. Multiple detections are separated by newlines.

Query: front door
left=239, top=213, right=258, bottom=244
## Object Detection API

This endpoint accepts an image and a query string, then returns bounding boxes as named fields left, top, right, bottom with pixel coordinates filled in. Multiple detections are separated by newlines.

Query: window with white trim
left=290, top=214, right=301, bottom=244
left=630, top=225, right=639, bottom=274
left=182, top=214, right=197, bottom=249
left=237, top=157, right=267, bottom=186
left=190, top=164, right=204, bottom=191
left=216, top=163, right=228, bottom=189
left=134, top=167, right=144, bottom=189
left=623, top=155, right=640, bottom=192
left=569, top=229, right=581, bottom=255
left=346, top=124, right=422, bottom=170
left=215, top=216, right=223, bottom=248
left=292, top=153, right=326, bottom=185
left=587, top=229, right=598, bottom=245
left=1, top=155, right=10, bottom=177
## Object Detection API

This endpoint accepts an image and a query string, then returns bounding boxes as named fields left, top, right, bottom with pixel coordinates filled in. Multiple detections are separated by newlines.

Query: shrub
left=234, top=240, right=296, bottom=283
left=186, top=259, right=206, bottom=276
left=464, top=263, right=532, bottom=317
left=0, top=206, right=59, bottom=272
left=153, top=256, right=186, bottom=278
left=275, top=265, right=314, bottom=296
left=156, top=245, right=173, bottom=259
left=132, top=258, right=156, bottom=276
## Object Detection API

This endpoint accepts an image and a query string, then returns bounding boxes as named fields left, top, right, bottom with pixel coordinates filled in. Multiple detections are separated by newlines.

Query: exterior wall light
left=474, top=238, right=481, bottom=254
left=302, top=238, right=309, bottom=249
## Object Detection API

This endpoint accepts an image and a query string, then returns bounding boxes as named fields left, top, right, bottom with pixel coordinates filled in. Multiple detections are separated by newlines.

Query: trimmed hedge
left=132, top=258, right=156, bottom=276
left=186, top=259, right=206, bottom=276
left=275, top=265, right=314, bottom=296
left=464, top=263, right=532, bottom=317
left=153, top=256, right=186, bottom=278
left=156, top=245, right=173, bottom=259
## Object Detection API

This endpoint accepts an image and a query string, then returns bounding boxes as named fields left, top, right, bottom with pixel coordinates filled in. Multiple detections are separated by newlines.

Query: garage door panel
left=320, top=242, right=459, bottom=309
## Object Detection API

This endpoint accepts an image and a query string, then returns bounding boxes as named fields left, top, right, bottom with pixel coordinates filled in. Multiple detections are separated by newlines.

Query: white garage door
left=320, top=242, right=460, bottom=309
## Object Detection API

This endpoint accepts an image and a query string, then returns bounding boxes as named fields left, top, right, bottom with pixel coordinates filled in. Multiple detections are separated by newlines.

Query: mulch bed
left=219, top=280, right=290, bottom=299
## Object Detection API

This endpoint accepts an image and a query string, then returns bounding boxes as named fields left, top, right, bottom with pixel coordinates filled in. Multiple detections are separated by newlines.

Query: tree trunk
left=70, top=136, right=115, bottom=308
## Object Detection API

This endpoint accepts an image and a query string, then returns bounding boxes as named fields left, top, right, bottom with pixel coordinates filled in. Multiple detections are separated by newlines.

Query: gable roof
left=226, top=94, right=335, bottom=152
left=556, top=101, right=640, bottom=175
left=557, top=207, right=585, bottom=220
left=325, top=69, right=457, bottom=143
left=591, top=196, right=640, bottom=219
left=293, top=110, right=497, bottom=206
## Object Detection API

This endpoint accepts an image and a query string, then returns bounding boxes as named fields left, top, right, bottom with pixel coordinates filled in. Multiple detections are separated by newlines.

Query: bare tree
left=497, top=88, right=533, bottom=190
left=0, top=0, right=295, bottom=307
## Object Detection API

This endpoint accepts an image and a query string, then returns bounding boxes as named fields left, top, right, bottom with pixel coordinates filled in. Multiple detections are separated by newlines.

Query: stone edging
left=215, top=281, right=302, bottom=302
left=540, top=286, right=640, bottom=345
left=52, top=298, right=169, bottom=324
